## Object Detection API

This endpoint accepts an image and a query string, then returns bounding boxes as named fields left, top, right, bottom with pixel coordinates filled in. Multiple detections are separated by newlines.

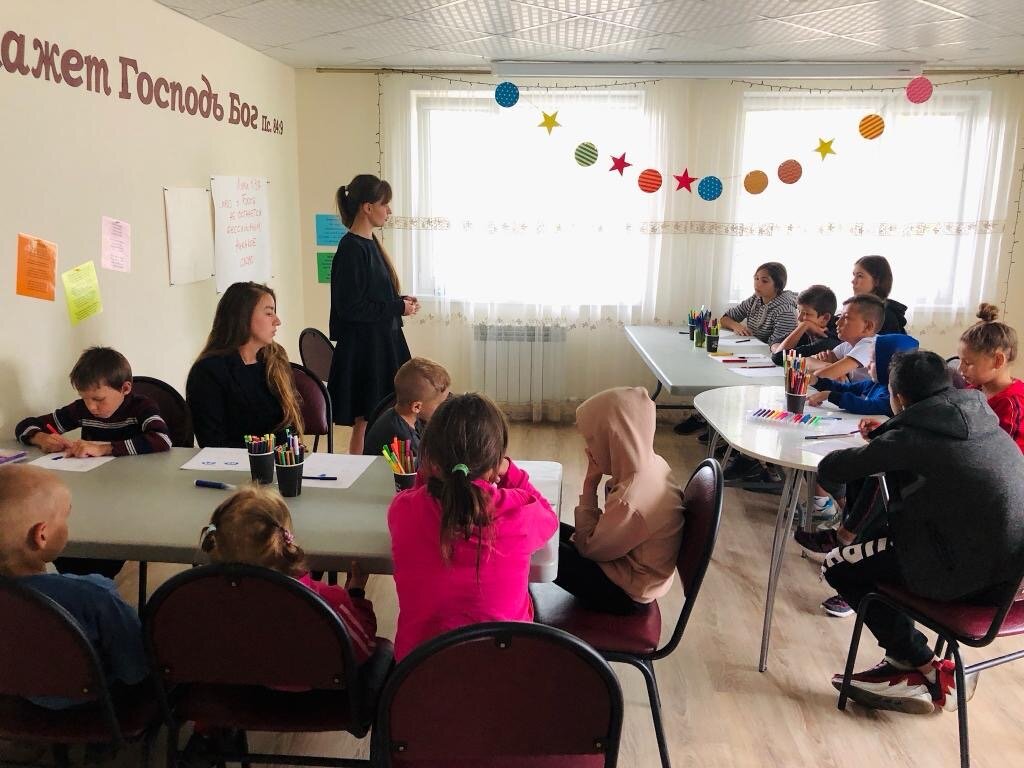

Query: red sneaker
left=928, top=658, right=980, bottom=711
left=831, top=658, right=935, bottom=714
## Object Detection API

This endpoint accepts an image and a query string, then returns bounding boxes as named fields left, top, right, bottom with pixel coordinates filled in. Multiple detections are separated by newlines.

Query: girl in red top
left=959, top=302, right=1024, bottom=453
left=388, top=393, right=558, bottom=661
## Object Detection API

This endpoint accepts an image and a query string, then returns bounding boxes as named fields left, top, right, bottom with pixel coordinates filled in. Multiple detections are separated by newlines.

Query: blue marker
left=51, top=455, right=64, bottom=461
left=303, top=474, right=337, bottom=481
left=194, top=479, right=236, bottom=491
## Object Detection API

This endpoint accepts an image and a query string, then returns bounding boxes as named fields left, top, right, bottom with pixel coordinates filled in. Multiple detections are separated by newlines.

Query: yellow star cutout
left=538, top=111, right=561, bottom=135
left=815, top=137, right=836, bottom=160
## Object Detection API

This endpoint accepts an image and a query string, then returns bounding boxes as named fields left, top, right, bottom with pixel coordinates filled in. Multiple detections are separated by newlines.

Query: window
left=730, top=90, right=995, bottom=314
left=410, top=89, right=657, bottom=307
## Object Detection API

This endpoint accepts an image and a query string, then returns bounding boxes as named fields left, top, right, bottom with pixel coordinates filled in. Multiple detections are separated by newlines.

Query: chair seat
left=879, top=585, right=1024, bottom=641
left=0, top=683, right=158, bottom=744
left=530, top=583, right=662, bottom=655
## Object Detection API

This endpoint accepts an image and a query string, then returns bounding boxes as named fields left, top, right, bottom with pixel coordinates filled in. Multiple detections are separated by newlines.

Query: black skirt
left=328, top=321, right=411, bottom=426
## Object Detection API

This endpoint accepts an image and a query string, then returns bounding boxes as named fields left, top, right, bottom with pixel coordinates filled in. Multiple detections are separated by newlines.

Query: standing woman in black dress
left=329, top=174, right=418, bottom=454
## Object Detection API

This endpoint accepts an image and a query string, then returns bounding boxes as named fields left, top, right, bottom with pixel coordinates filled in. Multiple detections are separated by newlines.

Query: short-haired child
left=362, top=357, right=450, bottom=458
left=388, top=393, right=558, bottom=660
left=807, top=295, right=884, bottom=382
left=771, top=284, right=840, bottom=365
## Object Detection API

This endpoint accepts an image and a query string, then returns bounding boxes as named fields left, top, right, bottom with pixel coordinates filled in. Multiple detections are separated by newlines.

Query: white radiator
left=471, top=324, right=567, bottom=421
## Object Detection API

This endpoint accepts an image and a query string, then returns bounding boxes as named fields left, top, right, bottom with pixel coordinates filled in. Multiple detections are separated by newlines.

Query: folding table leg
left=759, top=468, right=803, bottom=672
left=137, top=561, right=148, bottom=615
left=706, top=428, right=719, bottom=459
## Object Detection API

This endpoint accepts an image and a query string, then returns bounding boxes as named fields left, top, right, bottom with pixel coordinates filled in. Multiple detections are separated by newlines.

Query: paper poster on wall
left=16, top=233, right=57, bottom=301
left=211, top=175, right=271, bottom=293
left=315, top=213, right=346, bottom=247
left=61, top=261, right=103, bottom=325
left=163, top=187, right=214, bottom=285
left=101, top=216, right=131, bottom=273
left=317, top=251, right=334, bottom=283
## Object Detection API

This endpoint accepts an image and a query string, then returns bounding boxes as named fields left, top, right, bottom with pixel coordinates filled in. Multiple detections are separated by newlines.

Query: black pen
left=735, top=338, right=752, bottom=343
left=804, top=431, right=859, bottom=440
left=303, top=475, right=338, bottom=481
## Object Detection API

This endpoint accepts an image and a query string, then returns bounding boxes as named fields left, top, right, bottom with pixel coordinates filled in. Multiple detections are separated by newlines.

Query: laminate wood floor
left=18, top=423, right=1023, bottom=767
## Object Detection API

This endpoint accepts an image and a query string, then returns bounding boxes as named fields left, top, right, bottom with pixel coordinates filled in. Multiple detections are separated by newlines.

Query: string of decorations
left=376, top=72, right=384, bottom=177
left=730, top=70, right=1021, bottom=93
left=1000, top=153, right=1024, bottom=317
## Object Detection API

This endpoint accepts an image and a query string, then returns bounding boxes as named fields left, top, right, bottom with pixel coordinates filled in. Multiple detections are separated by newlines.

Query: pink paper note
left=101, top=216, right=131, bottom=272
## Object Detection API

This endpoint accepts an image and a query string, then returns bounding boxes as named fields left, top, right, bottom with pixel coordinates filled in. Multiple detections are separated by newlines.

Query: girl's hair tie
left=451, top=463, right=469, bottom=476
left=199, top=524, right=217, bottom=551
left=279, top=526, right=295, bottom=546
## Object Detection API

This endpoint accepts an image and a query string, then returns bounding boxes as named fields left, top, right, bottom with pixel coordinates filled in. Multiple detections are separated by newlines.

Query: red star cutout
left=674, top=168, right=697, bottom=192
left=609, top=153, right=631, bottom=175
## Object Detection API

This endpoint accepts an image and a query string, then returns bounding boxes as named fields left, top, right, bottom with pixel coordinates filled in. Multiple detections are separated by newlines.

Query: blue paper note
left=315, top=214, right=347, bottom=247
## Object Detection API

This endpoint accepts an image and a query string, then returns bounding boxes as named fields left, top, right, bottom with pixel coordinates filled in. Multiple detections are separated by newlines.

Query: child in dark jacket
left=770, top=284, right=841, bottom=366
left=808, top=334, right=919, bottom=416
left=817, top=350, right=1024, bottom=715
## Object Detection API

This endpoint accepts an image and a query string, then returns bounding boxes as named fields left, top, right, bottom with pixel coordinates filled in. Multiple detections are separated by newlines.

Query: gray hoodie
left=818, top=387, right=1024, bottom=601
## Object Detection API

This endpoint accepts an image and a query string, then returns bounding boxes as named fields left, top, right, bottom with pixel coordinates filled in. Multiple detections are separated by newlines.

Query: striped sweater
left=16, top=394, right=171, bottom=456
left=724, top=291, right=798, bottom=346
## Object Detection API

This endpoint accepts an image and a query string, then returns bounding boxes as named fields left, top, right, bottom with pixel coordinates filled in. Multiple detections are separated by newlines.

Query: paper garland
left=575, top=141, right=598, bottom=166
left=638, top=169, right=663, bottom=193
left=777, top=159, right=802, bottom=184
left=609, top=153, right=631, bottom=175
left=698, top=176, right=723, bottom=201
left=743, top=170, right=768, bottom=195
left=859, top=114, right=885, bottom=140
left=674, top=169, right=698, bottom=192
left=906, top=76, right=933, bottom=104
left=494, top=81, right=519, bottom=108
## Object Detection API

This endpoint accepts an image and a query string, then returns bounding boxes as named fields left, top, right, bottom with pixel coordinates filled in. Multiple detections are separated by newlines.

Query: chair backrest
left=299, top=327, right=334, bottom=383
left=377, top=622, right=622, bottom=768
left=132, top=375, right=194, bottom=448
left=367, top=392, right=397, bottom=429
left=291, top=363, right=333, bottom=453
left=144, top=563, right=358, bottom=695
left=0, top=578, right=124, bottom=740
left=659, top=458, right=724, bottom=659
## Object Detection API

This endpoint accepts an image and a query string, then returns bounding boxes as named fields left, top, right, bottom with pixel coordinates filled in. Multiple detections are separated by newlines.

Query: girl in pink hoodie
left=388, top=393, right=559, bottom=661
left=556, top=387, right=686, bottom=614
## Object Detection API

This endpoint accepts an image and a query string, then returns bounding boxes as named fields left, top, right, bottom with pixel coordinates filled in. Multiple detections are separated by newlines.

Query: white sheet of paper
left=211, top=176, right=272, bottom=293
left=730, top=366, right=783, bottom=378
left=100, top=216, right=131, bottom=272
left=164, top=187, right=214, bottom=285
left=301, top=454, right=377, bottom=489
left=28, top=454, right=116, bottom=472
left=716, top=338, right=769, bottom=348
left=180, top=447, right=250, bottom=472
left=801, top=437, right=864, bottom=456
left=710, top=353, right=770, bottom=364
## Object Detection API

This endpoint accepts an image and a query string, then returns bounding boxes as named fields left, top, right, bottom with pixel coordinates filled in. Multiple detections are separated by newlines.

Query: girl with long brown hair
left=387, top=393, right=558, bottom=661
left=328, top=174, right=418, bottom=455
left=186, top=282, right=304, bottom=448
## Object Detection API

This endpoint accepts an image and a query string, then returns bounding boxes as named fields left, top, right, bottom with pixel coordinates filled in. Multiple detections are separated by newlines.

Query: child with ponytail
left=959, top=302, right=1024, bottom=452
left=387, top=393, right=558, bottom=660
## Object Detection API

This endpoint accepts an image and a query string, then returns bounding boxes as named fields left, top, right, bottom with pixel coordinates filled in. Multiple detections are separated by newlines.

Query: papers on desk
left=302, top=453, right=376, bottom=489
left=801, top=437, right=864, bottom=457
left=730, top=366, right=783, bottom=378
left=180, top=447, right=250, bottom=471
left=27, top=454, right=115, bottom=472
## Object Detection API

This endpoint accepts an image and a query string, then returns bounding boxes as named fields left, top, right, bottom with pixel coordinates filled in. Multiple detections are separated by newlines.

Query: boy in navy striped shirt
left=16, top=347, right=171, bottom=457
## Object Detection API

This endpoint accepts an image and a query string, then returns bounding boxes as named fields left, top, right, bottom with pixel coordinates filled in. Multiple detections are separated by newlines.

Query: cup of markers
left=784, top=351, right=811, bottom=415
left=688, top=307, right=711, bottom=343
left=246, top=434, right=275, bottom=485
left=383, top=438, right=417, bottom=492
left=275, top=435, right=305, bottom=498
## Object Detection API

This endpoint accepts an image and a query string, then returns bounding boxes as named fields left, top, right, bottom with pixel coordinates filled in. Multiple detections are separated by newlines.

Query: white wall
left=0, top=0, right=300, bottom=435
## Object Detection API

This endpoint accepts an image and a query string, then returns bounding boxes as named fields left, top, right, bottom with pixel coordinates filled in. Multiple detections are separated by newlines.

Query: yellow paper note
left=16, top=233, right=57, bottom=301
left=61, top=261, right=103, bottom=325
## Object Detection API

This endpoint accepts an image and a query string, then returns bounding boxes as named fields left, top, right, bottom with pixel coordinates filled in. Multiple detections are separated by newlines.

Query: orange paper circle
left=777, top=159, right=802, bottom=184
left=637, top=168, right=663, bottom=193
left=743, top=170, right=768, bottom=195
left=859, top=113, right=885, bottom=140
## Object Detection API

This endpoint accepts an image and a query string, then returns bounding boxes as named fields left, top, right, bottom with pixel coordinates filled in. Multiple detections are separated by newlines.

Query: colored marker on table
left=303, top=475, right=338, bottom=481
left=195, top=479, right=236, bottom=490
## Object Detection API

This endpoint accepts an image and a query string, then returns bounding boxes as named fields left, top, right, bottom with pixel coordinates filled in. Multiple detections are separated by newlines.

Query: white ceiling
left=159, top=0, right=1024, bottom=70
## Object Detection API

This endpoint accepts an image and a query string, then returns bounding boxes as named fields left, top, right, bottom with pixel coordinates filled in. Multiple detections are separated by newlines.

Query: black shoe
left=723, top=455, right=760, bottom=483
left=696, top=428, right=711, bottom=445
left=673, top=414, right=707, bottom=435
left=739, top=466, right=785, bottom=493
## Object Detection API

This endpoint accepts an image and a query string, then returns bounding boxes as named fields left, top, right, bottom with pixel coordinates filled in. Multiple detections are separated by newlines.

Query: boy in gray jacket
left=818, top=350, right=1024, bottom=714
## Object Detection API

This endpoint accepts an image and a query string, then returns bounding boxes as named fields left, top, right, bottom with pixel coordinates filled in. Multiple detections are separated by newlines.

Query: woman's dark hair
left=960, top=302, right=1018, bottom=363
left=888, top=350, right=951, bottom=404
left=336, top=174, right=401, bottom=294
left=418, top=393, right=509, bottom=565
left=756, top=262, right=787, bottom=294
left=855, top=255, right=894, bottom=299
left=197, top=282, right=303, bottom=434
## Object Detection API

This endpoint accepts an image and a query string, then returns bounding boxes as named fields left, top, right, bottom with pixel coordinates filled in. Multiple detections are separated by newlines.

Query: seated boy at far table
left=15, top=346, right=171, bottom=458
left=0, top=465, right=149, bottom=709
left=363, top=357, right=451, bottom=460
left=771, top=284, right=841, bottom=366
left=806, top=294, right=884, bottom=383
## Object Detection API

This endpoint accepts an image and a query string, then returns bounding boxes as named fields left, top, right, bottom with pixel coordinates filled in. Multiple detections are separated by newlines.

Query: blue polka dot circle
left=698, top=175, right=723, bottom=201
left=495, top=81, right=520, bottom=108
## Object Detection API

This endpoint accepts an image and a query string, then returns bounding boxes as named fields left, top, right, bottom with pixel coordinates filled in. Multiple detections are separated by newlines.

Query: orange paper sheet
left=16, top=233, right=57, bottom=301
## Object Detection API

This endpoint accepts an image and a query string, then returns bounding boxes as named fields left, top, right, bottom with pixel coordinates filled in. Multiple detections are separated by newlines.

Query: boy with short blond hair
left=0, top=465, right=148, bottom=708
left=807, top=294, right=885, bottom=383
left=363, top=357, right=451, bottom=458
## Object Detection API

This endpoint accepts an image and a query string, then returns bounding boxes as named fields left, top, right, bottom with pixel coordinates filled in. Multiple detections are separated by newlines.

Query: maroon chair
left=366, top=392, right=397, bottom=431
left=0, top=577, right=158, bottom=768
left=132, top=375, right=194, bottom=448
left=375, top=622, right=623, bottom=767
left=838, top=576, right=1024, bottom=767
left=143, top=563, right=393, bottom=767
left=292, top=362, right=334, bottom=453
left=300, top=327, right=335, bottom=384
left=530, top=459, right=724, bottom=768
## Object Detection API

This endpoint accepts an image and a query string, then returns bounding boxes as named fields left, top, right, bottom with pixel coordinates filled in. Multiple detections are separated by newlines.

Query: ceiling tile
left=202, top=0, right=388, bottom=47
left=587, top=32, right=729, bottom=58
left=515, top=0, right=661, bottom=14
left=161, top=0, right=258, bottom=19
left=405, top=0, right=572, bottom=35
left=726, top=0, right=889, bottom=18
left=678, top=18, right=834, bottom=47
left=914, top=0, right=1003, bottom=15
left=775, top=0, right=959, bottom=36
left=591, top=0, right=757, bottom=35
left=738, top=35, right=885, bottom=59
left=974, top=11, right=1024, bottom=35
left=362, top=48, right=491, bottom=67
left=512, top=16, right=658, bottom=49
left=849, top=17, right=1013, bottom=47
left=437, top=34, right=576, bottom=59
left=279, top=31, right=421, bottom=62
left=902, top=34, right=1024, bottom=65
left=327, top=16, right=490, bottom=47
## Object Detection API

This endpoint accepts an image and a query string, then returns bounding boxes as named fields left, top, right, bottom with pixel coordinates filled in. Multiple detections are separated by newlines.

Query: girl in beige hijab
left=555, top=387, right=686, bottom=614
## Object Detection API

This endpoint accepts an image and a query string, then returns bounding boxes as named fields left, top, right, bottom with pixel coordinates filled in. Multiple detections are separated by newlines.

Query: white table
left=693, top=386, right=885, bottom=672
left=4, top=444, right=563, bottom=602
left=624, top=325, right=784, bottom=402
